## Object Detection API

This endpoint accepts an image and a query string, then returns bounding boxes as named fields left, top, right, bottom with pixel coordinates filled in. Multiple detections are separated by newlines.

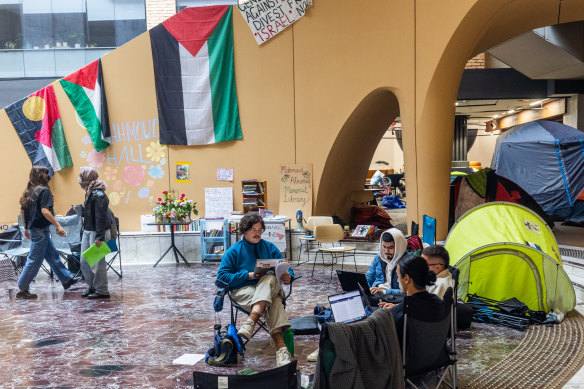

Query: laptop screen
left=328, top=290, right=367, bottom=324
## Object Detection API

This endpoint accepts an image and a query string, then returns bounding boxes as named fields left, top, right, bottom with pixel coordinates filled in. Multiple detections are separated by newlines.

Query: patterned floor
left=0, top=263, right=535, bottom=388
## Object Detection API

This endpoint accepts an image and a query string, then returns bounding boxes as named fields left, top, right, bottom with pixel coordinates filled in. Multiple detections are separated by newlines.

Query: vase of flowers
left=154, top=190, right=198, bottom=223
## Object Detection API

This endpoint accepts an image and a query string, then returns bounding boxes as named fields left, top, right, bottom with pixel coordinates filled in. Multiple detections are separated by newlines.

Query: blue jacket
left=217, top=238, right=283, bottom=290
left=366, top=254, right=401, bottom=295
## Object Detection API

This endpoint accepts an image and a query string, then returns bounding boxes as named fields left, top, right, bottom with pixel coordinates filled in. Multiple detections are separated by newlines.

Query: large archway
left=315, top=87, right=400, bottom=221
left=412, top=0, right=584, bottom=239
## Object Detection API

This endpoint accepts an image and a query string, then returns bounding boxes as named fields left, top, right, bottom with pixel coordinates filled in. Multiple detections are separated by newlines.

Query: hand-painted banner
left=237, top=0, right=312, bottom=45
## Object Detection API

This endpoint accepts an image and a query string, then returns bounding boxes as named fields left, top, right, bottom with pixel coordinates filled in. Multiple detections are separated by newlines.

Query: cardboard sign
left=279, top=164, right=312, bottom=221
left=262, top=222, right=287, bottom=252
left=205, top=187, right=234, bottom=219
left=237, top=0, right=312, bottom=45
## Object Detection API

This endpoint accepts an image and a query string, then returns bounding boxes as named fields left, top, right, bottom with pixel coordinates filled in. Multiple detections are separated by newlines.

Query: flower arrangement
left=153, top=190, right=198, bottom=223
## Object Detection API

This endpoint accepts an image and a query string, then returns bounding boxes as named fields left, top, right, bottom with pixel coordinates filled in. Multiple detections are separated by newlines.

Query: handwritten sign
left=237, top=0, right=312, bottom=45
left=216, top=168, right=234, bottom=181
left=279, top=164, right=312, bottom=220
left=262, top=222, right=286, bottom=252
left=205, top=187, right=233, bottom=219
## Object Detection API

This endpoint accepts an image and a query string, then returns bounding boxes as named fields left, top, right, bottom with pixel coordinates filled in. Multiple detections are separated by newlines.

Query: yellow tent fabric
left=446, top=202, right=575, bottom=315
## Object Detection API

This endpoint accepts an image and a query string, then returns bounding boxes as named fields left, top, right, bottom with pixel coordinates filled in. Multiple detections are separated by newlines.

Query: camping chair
left=402, top=287, right=457, bottom=388
left=50, top=208, right=83, bottom=278
left=313, top=224, right=356, bottom=282
left=105, top=216, right=123, bottom=278
left=0, top=224, right=29, bottom=275
left=215, top=273, right=301, bottom=346
left=297, top=216, right=333, bottom=265
left=194, top=360, right=298, bottom=388
left=422, top=215, right=436, bottom=246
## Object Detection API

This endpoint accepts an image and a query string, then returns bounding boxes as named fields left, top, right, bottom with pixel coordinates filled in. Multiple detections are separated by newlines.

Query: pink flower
left=86, top=150, right=106, bottom=168
left=181, top=194, right=185, bottom=197
left=158, top=197, right=162, bottom=201
left=123, top=165, right=145, bottom=187
left=163, top=191, right=168, bottom=194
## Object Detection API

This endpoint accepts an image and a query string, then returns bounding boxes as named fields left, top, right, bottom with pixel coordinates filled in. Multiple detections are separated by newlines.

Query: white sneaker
left=237, top=318, right=255, bottom=340
left=307, top=348, right=319, bottom=362
left=276, top=346, right=294, bottom=367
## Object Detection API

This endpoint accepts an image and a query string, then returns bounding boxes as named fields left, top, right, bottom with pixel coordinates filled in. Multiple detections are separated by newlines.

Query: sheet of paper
left=172, top=353, right=205, bottom=366
left=276, top=261, right=291, bottom=285
left=82, top=242, right=111, bottom=266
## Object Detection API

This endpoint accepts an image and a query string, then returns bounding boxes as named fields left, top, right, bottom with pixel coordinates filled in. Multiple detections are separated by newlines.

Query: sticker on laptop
left=523, top=220, right=541, bottom=234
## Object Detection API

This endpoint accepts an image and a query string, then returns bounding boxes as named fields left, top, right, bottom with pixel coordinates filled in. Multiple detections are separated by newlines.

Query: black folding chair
left=105, top=216, right=123, bottom=278
left=215, top=274, right=301, bottom=345
left=402, top=287, right=457, bottom=388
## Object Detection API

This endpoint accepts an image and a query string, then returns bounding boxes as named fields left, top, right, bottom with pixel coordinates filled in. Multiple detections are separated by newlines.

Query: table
left=148, top=222, right=192, bottom=268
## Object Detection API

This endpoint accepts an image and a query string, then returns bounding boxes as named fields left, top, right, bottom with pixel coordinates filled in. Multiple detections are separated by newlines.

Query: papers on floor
left=172, top=353, right=205, bottom=366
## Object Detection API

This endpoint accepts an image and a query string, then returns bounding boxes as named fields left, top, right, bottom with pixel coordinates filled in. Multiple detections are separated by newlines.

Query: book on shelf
left=257, top=182, right=264, bottom=193
left=243, top=191, right=258, bottom=195
left=203, top=229, right=224, bottom=237
left=257, top=198, right=265, bottom=206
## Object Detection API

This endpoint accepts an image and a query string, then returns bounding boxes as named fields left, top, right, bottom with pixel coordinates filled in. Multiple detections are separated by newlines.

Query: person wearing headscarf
left=78, top=167, right=111, bottom=299
left=366, top=228, right=408, bottom=296
left=16, top=166, right=80, bottom=299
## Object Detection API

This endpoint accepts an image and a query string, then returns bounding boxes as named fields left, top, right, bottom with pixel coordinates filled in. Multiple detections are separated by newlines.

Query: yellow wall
left=1, top=0, right=584, bottom=237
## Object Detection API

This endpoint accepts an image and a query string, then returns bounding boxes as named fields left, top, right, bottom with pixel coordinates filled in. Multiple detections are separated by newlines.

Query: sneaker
left=237, top=318, right=255, bottom=340
left=307, top=348, right=319, bottom=362
left=16, top=290, right=38, bottom=299
left=276, top=346, right=294, bottom=367
left=63, top=276, right=81, bottom=290
left=87, top=293, right=110, bottom=299
left=81, top=289, right=95, bottom=298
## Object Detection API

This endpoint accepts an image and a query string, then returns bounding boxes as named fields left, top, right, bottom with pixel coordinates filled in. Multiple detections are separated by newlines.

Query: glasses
left=249, top=228, right=264, bottom=234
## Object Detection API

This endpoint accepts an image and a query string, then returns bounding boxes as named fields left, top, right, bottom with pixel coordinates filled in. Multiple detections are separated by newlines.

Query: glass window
left=177, top=0, right=237, bottom=11
left=0, top=3, right=22, bottom=50
left=54, top=12, right=86, bottom=48
left=22, top=12, right=53, bottom=49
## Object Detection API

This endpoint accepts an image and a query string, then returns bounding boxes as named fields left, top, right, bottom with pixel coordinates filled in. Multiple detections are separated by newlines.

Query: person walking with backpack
left=78, top=167, right=111, bottom=299
left=16, top=165, right=80, bottom=299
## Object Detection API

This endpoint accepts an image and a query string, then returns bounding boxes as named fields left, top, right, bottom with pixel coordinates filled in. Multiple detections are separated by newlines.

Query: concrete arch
left=413, top=0, right=584, bottom=239
left=315, top=87, right=400, bottom=221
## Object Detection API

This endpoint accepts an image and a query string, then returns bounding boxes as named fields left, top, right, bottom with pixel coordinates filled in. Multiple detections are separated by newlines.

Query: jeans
left=80, top=229, right=110, bottom=295
left=17, top=226, right=75, bottom=291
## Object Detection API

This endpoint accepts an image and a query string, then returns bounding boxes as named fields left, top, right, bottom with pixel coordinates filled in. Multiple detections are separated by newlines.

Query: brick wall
left=146, top=0, right=177, bottom=30
left=465, top=52, right=485, bottom=69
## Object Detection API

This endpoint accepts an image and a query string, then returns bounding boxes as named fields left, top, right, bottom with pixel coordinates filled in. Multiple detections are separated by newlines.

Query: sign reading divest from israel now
left=237, top=0, right=312, bottom=45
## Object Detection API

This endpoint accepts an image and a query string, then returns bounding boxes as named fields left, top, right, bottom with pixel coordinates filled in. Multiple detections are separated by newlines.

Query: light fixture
left=507, top=109, right=515, bottom=114
left=493, top=114, right=499, bottom=118
left=530, top=100, right=543, bottom=106
left=455, top=102, right=459, bottom=106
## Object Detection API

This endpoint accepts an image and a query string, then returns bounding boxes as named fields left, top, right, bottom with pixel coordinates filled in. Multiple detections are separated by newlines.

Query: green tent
left=445, top=202, right=575, bottom=315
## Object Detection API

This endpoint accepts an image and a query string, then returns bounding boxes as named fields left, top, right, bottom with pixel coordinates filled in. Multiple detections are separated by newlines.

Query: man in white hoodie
left=421, top=245, right=454, bottom=299
left=366, top=228, right=408, bottom=296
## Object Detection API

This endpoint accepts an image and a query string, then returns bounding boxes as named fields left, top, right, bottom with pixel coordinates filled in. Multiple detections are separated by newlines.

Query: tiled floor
left=0, top=263, right=526, bottom=388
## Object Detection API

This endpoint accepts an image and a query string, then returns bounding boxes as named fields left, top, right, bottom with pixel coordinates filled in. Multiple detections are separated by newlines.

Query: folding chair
left=422, top=215, right=436, bottom=246
left=402, top=287, right=457, bottom=388
left=105, top=216, right=122, bottom=278
left=50, top=208, right=83, bottom=277
left=0, top=224, right=29, bottom=275
left=215, top=273, right=301, bottom=346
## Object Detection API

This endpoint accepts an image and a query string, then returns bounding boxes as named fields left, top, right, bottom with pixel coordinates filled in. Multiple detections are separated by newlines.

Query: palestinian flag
left=5, top=84, right=72, bottom=175
left=60, top=59, right=111, bottom=151
left=149, top=6, right=242, bottom=145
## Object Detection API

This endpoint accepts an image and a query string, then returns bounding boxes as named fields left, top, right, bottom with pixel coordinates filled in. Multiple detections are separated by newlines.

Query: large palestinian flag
left=149, top=6, right=242, bottom=145
left=60, top=59, right=111, bottom=152
left=5, top=84, right=72, bottom=175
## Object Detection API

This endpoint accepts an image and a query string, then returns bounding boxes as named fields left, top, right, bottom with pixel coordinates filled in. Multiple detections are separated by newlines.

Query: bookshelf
left=200, top=219, right=230, bottom=263
left=242, top=179, right=267, bottom=213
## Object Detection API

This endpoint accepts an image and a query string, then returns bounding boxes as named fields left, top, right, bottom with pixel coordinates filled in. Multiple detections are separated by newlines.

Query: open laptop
left=328, top=290, right=368, bottom=324
left=336, top=270, right=404, bottom=305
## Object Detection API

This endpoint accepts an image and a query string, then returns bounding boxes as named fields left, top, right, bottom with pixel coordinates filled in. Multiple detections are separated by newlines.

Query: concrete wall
left=1, top=0, right=584, bottom=238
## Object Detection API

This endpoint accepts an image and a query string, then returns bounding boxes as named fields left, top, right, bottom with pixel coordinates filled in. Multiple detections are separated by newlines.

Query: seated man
left=366, top=228, right=408, bottom=297
left=421, top=245, right=454, bottom=299
left=216, top=213, right=294, bottom=367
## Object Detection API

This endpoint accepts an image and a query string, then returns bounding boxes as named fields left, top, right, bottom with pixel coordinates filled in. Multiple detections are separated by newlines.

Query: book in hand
left=254, top=259, right=290, bottom=282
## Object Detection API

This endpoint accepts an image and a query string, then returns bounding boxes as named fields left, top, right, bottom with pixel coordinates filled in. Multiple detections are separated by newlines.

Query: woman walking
left=17, top=166, right=79, bottom=299
left=78, top=167, right=111, bottom=299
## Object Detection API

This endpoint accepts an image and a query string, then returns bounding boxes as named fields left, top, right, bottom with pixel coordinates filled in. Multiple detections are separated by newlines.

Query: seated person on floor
left=366, top=228, right=408, bottom=297
left=421, top=245, right=454, bottom=299
left=380, top=254, right=445, bottom=346
left=216, top=213, right=294, bottom=367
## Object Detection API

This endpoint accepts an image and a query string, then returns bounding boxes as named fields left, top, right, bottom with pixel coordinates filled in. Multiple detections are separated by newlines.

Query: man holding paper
left=78, top=167, right=111, bottom=299
left=217, top=213, right=294, bottom=367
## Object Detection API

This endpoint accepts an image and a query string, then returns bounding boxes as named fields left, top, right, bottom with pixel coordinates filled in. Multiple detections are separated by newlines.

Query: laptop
left=336, top=270, right=404, bottom=305
left=328, top=290, right=369, bottom=324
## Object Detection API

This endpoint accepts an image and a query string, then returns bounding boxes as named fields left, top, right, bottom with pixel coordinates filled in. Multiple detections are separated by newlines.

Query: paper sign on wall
left=237, top=0, right=313, bottom=45
left=205, top=187, right=233, bottom=219
left=279, top=164, right=312, bottom=221
left=216, top=168, right=234, bottom=181
left=262, top=222, right=286, bottom=252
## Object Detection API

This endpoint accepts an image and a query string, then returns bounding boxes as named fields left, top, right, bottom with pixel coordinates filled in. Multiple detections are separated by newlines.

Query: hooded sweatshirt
left=376, top=228, right=407, bottom=292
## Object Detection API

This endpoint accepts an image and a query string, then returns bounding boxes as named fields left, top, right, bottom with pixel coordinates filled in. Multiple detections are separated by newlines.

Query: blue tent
left=491, top=120, right=584, bottom=218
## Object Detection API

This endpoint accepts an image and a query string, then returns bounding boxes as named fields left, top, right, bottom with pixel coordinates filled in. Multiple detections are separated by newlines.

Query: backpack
left=205, top=324, right=244, bottom=366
